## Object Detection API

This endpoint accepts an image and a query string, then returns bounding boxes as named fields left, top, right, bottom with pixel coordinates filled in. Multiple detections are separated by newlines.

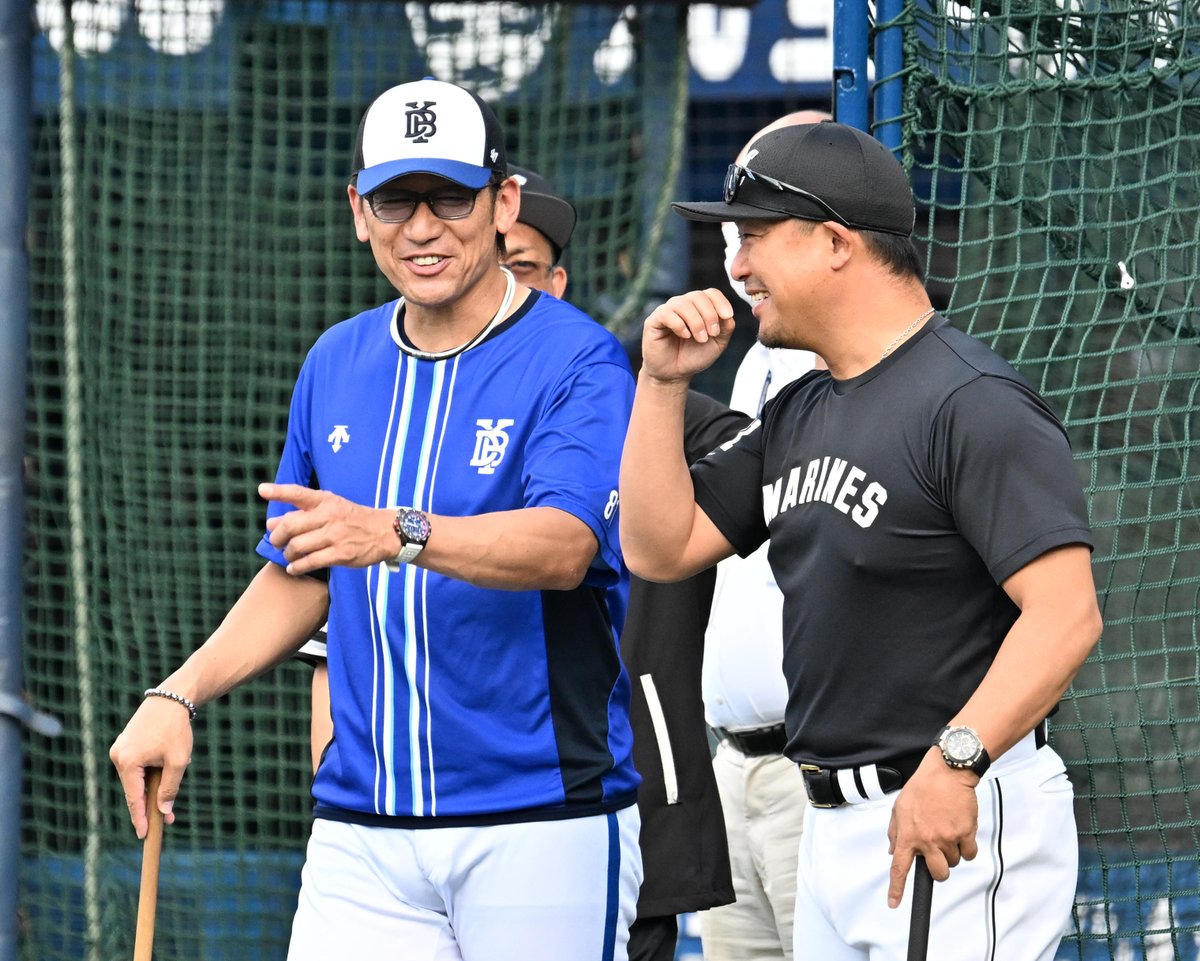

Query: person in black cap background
left=111, top=78, right=644, bottom=961
left=617, top=120, right=1102, bottom=960
left=503, top=166, right=574, bottom=297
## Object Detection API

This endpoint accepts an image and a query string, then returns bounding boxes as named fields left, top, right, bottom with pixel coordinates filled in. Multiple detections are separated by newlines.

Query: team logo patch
left=470, top=419, right=515, bottom=474
left=327, top=424, right=350, bottom=452
left=405, top=101, right=437, bottom=143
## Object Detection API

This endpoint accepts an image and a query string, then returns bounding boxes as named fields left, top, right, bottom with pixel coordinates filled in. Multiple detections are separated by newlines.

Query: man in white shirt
left=700, top=109, right=829, bottom=961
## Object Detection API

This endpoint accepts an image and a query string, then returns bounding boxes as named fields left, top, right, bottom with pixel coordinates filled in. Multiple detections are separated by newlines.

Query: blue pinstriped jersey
left=257, top=290, right=640, bottom=824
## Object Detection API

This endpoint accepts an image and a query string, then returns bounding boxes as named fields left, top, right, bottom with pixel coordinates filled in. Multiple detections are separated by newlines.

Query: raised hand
left=639, top=288, right=736, bottom=384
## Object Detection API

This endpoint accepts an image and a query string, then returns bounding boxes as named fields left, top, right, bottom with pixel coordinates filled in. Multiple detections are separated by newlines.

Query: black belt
left=715, top=723, right=788, bottom=757
left=800, top=722, right=1049, bottom=809
left=800, top=750, right=926, bottom=808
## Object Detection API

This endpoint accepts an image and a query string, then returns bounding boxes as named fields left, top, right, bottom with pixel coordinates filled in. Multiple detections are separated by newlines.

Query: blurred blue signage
left=31, top=0, right=832, bottom=106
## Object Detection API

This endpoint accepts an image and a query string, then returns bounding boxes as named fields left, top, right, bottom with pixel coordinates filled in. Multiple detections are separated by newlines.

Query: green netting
left=21, top=4, right=688, bottom=959
left=20, top=1, right=1200, bottom=959
left=896, top=1, right=1200, bottom=957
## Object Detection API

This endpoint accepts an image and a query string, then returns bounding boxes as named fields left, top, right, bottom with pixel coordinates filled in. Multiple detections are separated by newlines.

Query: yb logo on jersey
left=470, top=419, right=515, bottom=474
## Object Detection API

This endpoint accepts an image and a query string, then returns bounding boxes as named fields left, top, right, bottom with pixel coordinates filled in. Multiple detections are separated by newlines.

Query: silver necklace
left=397, top=267, right=517, bottom=360
left=880, top=307, right=936, bottom=361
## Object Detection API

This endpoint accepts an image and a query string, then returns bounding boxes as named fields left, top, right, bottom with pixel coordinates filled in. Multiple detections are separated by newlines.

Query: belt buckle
left=800, top=763, right=837, bottom=809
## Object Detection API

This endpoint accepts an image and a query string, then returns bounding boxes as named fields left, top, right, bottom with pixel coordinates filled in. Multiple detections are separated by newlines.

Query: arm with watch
left=884, top=543, right=1102, bottom=908
left=259, top=482, right=601, bottom=591
left=112, top=486, right=602, bottom=836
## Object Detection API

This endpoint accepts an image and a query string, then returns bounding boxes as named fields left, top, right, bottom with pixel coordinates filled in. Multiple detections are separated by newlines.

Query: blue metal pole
left=873, top=0, right=905, bottom=152
left=832, top=0, right=870, bottom=131
left=0, top=1, right=32, bottom=960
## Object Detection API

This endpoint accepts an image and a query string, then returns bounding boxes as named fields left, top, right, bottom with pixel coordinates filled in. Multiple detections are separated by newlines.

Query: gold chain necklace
left=880, top=307, right=936, bottom=361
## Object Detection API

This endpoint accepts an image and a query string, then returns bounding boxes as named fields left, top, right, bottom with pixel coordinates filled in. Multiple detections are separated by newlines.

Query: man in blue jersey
left=296, top=164, right=740, bottom=961
left=618, top=121, right=1102, bottom=960
left=111, top=78, right=642, bottom=961
left=296, top=164, right=580, bottom=773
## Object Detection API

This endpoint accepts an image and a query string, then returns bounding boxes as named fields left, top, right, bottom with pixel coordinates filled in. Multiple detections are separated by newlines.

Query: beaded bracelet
left=143, top=687, right=197, bottom=720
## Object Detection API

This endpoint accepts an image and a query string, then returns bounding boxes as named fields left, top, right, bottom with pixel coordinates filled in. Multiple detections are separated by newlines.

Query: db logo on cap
left=405, top=101, right=438, bottom=144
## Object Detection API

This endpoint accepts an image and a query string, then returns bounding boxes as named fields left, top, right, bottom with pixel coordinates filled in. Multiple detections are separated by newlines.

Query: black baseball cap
left=352, top=77, right=507, bottom=194
left=672, top=121, right=916, bottom=237
left=509, top=165, right=577, bottom=259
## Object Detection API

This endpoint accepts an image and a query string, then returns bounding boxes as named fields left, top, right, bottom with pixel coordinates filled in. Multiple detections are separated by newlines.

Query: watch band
left=393, top=540, right=425, bottom=566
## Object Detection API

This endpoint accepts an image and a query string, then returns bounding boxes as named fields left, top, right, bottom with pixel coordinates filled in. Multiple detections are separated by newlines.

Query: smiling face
left=349, top=171, right=520, bottom=325
left=730, top=216, right=826, bottom=349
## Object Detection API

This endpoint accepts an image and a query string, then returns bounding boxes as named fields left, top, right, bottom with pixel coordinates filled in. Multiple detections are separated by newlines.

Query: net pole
left=55, top=8, right=104, bottom=961
left=833, top=0, right=870, bottom=130
left=873, top=0, right=904, bottom=151
left=605, top=3, right=690, bottom=335
left=0, top=2, right=32, bottom=959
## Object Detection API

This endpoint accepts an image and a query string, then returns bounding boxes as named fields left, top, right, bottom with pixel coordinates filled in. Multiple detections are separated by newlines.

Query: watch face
left=944, top=728, right=981, bottom=763
left=399, top=510, right=431, bottom=544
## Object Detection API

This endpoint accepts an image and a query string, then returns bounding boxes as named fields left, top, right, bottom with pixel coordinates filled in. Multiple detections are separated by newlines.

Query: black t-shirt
left=691, top=320, right=1093, bottom=769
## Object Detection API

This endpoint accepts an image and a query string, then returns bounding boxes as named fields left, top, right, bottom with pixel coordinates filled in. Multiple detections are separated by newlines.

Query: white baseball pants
left=793, top=736, right=1077, bottom=961
left=287, top=806, right=642, bottom=961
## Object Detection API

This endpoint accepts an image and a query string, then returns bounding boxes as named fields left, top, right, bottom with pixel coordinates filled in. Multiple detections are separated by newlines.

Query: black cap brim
left=671, top=200, right=794, bottom=223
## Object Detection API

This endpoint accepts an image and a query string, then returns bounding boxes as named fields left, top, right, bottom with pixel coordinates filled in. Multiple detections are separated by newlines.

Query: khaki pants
left=700, top=741, right=807, bottom=961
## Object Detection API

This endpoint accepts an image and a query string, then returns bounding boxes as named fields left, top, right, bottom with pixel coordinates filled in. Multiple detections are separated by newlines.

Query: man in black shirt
left=618, top=121, right=1102, bottom=960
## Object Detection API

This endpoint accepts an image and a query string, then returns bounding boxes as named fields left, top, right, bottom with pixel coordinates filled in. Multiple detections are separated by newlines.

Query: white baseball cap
left=352, top=77, right=508, bottom=195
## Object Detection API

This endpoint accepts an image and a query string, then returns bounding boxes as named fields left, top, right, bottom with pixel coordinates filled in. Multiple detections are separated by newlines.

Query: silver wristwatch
left=934, top=724, right=991, bottom=777
left=386, top=507, right=431, bottom=572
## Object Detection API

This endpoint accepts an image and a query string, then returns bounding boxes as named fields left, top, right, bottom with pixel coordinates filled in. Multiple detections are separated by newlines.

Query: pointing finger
left=258, top=482, right=320, bottom=508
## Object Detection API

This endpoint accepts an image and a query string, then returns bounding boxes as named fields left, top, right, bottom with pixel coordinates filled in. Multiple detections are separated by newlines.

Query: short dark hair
left=859, top=229, right=925, bottom=282
left=788, top=217, right=924, bottom=281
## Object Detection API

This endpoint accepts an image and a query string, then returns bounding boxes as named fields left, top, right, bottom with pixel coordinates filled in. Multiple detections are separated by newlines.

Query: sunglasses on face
left=722, top=163, right=850, bottom=227
left=366, top=185, right=483, bottom=224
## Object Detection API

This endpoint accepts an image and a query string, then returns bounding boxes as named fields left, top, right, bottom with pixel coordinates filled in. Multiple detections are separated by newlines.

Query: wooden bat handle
left=133, top=768, right=164, bottom=961
left=907, top=854, right=934, bottom=961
